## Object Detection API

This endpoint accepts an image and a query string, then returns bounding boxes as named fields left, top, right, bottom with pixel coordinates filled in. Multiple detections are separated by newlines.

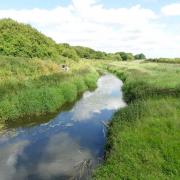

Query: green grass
left=94, top=61, right=180, bottom=179
left=1, top=55, right=179, bottom=178
left=148, top=58, right=180, bottom=64
left=94, top=97, right=180, bottom=179
left=106, top=61, right=180, bottom=102
left=0, top=19, right=59, bottom=58
left=0, top=56, right=99, bottom=123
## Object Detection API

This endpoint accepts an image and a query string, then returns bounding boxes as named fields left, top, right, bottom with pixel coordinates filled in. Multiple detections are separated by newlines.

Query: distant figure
left=61, top=64, right=69, bottom=72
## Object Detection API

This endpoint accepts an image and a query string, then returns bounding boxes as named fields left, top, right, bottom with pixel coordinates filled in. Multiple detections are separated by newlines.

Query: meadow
left=0, top=18, right=180, bottom=179
left=94, top=61, right=180, bottom=179
left=148, top=58, right=180, bottom=64
left=0, top=55, right=99, bottom=125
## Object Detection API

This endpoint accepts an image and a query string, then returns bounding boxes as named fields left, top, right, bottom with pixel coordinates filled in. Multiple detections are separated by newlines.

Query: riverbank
left=0, top=56, right=99, bottom=125
left=0, top=74, right=125, bottom=179
left=94, top=61, right=180, bottom=179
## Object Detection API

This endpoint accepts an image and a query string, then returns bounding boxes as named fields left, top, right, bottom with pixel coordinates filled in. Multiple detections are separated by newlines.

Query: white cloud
left=37, top=133, right=93, bottom=179
left=0, top=0, right=180, bottom=57
left=0, top=140, right=29, bottom=180
left=71, top=74, right=126, bottom=121
left=162, top=3, right=180, bottom=16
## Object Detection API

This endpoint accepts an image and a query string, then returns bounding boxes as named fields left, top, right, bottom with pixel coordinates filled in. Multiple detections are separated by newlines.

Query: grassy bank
left=94, top=61, right=180, bottom=179
left=107, top=61, right=180, bottom=102
left=148, top=58, right=180, bottom=64
left=0, top=56, right=99, bottom=124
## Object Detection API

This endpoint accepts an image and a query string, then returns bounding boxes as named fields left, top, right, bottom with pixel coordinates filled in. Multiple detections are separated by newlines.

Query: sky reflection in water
left=0, top=74, right=126, bottom=180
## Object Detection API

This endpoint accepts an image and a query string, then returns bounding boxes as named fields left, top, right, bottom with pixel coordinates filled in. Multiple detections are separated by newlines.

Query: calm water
left=0, top=74, right=126, bottom=180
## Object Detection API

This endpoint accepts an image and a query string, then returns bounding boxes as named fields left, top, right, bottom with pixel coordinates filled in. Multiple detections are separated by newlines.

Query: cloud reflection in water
left=0, top=74, right=126, bottom=179
left=37, top=133, right=93, bottom=179
left=71, top=74, right=126, bottom=121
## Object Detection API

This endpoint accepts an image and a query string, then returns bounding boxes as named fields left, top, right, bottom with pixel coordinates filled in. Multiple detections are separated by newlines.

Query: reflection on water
left=0, top=74, right=126, bottom=180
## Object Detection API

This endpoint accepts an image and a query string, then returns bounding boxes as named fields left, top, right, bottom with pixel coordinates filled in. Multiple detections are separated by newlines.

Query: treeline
left=148, top=58, right=180, bottom=64
left=0, top=18, right=146, bottom=61
left=59, top=43, right=146, bottom=61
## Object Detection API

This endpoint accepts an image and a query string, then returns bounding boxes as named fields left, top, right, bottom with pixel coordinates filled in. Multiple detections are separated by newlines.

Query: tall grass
left=0, top=56, right=99, bottom=123
left=106, top=61, right=180, bottom=102
left=148, top=58, right=180, bottom=64
left=94, top=60, right=180, bottom=179
left=94, top=97, right=180, bottom=179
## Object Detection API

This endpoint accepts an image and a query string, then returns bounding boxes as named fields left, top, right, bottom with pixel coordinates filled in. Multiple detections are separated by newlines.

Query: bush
left=134, top=53, right=146, bottom=60
left=61, top=48, right=79, bottom=61
left=0, top=18, right=59, bottom=58
left=115, top=52, right=134, bottom=61
left=106, top=53, right=122, bottom=61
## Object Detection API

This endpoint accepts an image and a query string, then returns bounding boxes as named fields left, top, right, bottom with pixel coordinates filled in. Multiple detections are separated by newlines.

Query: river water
left=0, top=74, right=126, bottom=180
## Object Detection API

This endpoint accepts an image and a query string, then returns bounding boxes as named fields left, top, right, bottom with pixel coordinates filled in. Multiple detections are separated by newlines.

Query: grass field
left=106, top=61, right=180, bottom=102
left=148, top=58, right=180, bottom=64
left=0, top=56, right=99, bottom=124
left=94, top=60, right=180, bottom=179
left=0, top=56, right=179, bottom=179
left=1, top=17, right=180, bottom=180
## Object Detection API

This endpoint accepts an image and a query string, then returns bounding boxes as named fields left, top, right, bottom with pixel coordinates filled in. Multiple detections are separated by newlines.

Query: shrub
left=0, top=18, right=59, bottom=58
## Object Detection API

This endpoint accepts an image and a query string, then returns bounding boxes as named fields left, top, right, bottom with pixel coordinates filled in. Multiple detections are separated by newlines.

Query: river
left=0, top=74, right=126, bottom=180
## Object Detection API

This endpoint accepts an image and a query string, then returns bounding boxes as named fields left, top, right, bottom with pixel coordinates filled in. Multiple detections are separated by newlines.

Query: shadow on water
left=5, top=94, right=83, bottom=130
left=0, top=74, right=126, bottom=180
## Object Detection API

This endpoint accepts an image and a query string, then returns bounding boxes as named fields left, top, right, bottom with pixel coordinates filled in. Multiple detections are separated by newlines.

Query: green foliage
left=57, top=43, right=79, bottom=61
left=61, top=48, right=79, bottom=61
left=0, top=56, right=99, bottom=122
left=115, top=52, right=135, bottom=61
left=106, top=61, right=180, bottom=102
left=94, top=61, right=180, bottom=179
left=106, top=53, right=122, bottom=61
left=0, top=18, right=59, bottom=58
left=0, top=18, right=146, bottom=62
left=74, top=46, right=95, bottom=59
left=126, top=53, right=135, bottom=60
left=94, top=97, right=180, bottom=179
left=94, top=51, right=107, bottom=59
left=74, top=78, right=88, bottom=93
left=0, top=87, right=66, bottom=120
left=148, top=58, right=180, bottom=64
left=84, top=72, right=99, bottom=88
left=135, top=53, right=146, bottom=60
left=59, top=82, right=77, bottom=103
left=73, top=46, right=106, bottom=59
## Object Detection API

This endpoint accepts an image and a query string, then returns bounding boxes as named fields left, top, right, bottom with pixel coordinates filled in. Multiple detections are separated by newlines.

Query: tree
left=134, top=53, right=146, bottom=60
left=115, top=52, right=134, bottom=61
left=61, top=48, right=79, bottom=61
left=107, top=53, right=122, bottom=61
left=126, top=53, right=135, bottom=60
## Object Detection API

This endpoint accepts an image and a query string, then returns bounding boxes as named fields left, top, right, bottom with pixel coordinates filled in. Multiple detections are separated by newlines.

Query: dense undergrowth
left=94, top=61, right=180, bottom=179
left=0, top=19, right=60, bottom=58
left=0, top=55, right=99, bottom=124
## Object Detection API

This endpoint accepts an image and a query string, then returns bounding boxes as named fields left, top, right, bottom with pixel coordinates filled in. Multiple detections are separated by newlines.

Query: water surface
left=0, top=74, right=126, bottom=180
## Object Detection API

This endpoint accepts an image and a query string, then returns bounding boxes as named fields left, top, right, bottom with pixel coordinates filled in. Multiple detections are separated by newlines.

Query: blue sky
left=0, top=0, right=179, bottom=10
left=0, top=0, right=180, bottom=57
left=0, top=0, right=71, bottom=9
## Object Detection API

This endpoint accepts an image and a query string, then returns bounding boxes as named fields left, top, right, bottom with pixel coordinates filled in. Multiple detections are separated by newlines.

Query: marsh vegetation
left=0, top=18, right=180, bottom=180
left=0, top=55, right=99, bottom=124
left=94, top=61, right=180, bottom=179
